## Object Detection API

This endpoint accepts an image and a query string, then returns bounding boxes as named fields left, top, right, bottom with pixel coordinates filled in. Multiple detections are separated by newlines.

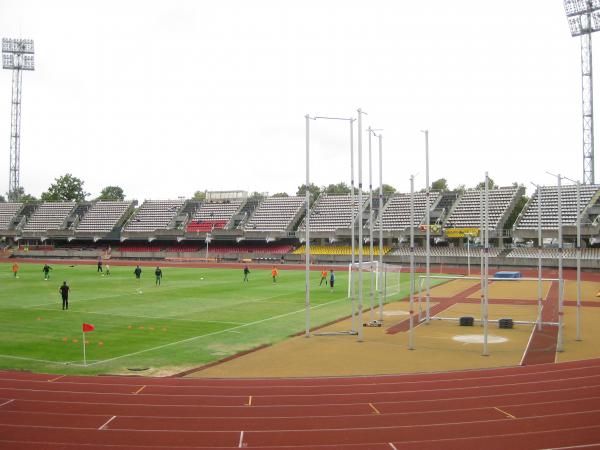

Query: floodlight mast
left=564, top=0, right=600, bottom=184
left=2, top=38, right=34, bottom=201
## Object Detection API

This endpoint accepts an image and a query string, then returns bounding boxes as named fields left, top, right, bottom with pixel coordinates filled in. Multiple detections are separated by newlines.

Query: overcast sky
left=0, top=1, right=590, bottom=201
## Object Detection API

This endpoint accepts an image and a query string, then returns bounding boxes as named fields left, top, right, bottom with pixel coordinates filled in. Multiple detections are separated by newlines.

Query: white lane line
left=0, top=399, right=14, bottom=407
left=389, top=443, right=398, bottom=450
left=85, top=296, right=348, bottom=367
left=238, top=430, right=245, bottom=448
left=98, top=415, right=116, bottom=430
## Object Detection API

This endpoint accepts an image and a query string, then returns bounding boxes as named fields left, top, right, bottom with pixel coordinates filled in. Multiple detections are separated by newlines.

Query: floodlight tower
left=564, top=1, right=600, bottom=184
left=2, top=38, right=35, bottom=201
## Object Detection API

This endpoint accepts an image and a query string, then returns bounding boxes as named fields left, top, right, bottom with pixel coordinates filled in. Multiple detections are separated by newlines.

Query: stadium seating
left=390, top=246, right=503, bottom=257
left=515, top=184, right=600, bottom=230
left=76, top=201, right=133, bottom=233
left=187, top=200, right=244, bottom=231
left=117, top=243, right=293, bottom=254
left=376, top=192, right=440, bottom=231
left=507, top=247, right=600, bottom=260
left=445, top=186, right=520, bottom=229
left=244, top=196, right=304, bottom=231
left=298, top=194, right=366, bottom=232
left=0, top=202, right=22, bottom=230
left=22, top=202, right=76, bottom=232
left=123, top=200, right=185, bottom=232
left=293, top=245, right=391, bottom=255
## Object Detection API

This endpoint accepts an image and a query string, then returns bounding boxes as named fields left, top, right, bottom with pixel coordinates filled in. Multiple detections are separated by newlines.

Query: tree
left=98, top=185, right=125, bottom=201
left=504, top=195, right=529, bottom=230
left=454, top=184, right=466, bottom=193
left=250, top=191, right=267, bottom=199
left=0, top=195, right=5, bottom=203
left=41, top=174, right=89, bottom=202
left=475, top=177, right=498, bottom=190
left=296, top=183, right=322, bottom=205
left=192, top=190, right=206, bottom=201
left=381, top=184, right=397, bottom=195
left=272, top=192, right=289, bottom=197
left=20, top=194, right=38, bottom=203
left=323, top=182, right=351, bottom=195
left=431, top=178, right=448, bottom=191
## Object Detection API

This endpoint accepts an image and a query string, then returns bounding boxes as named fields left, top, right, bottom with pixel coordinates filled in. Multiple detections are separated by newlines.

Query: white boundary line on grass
left=82, top=295, right=349, bottom=367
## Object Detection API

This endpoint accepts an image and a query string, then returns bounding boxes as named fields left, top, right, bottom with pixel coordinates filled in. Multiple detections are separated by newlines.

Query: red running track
left=1, top=359, right=600, bottom=449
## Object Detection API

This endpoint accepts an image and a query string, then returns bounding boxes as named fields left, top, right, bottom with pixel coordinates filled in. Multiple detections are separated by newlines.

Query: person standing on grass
left=59, top=281, right=70, bottom=310
left=243, top=265, right=250, bottom=282
left=105, top=264, right=110, bottom=276
left=12, top=262, right=19, bottom=278
left=271, top=266, right=278, bottom=283
left=155, top=266, right=162, bottom=286
left=134, top=265, right=142, bottom=279
left=319, top=268, right=328, bottom=286
left=329, top=269, right=335, bottom=292
left=42, top=264, right=52, bottom=280
left=97, top=258, right=103, bottom=273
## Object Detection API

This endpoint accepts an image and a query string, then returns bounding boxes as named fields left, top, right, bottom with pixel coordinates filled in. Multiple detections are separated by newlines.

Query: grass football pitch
left=0, top=261, right=418, bottom=376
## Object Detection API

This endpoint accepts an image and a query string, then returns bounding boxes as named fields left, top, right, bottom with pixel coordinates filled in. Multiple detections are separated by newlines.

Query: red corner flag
left=82, top=323, right=95, bottom=333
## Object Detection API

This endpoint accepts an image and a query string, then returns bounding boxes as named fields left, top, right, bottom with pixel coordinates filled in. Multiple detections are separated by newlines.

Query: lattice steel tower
left=2, top=38, right=35, bottom=201
left=564, top=1, right=600, bottom=184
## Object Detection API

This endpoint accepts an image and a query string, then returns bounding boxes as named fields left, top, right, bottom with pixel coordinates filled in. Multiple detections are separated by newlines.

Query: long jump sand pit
left=189, top=301, right=538, bottom=378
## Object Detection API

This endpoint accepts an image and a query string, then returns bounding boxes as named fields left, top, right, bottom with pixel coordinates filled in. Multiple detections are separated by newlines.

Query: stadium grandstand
left=1, top=183, right=599, bottom=269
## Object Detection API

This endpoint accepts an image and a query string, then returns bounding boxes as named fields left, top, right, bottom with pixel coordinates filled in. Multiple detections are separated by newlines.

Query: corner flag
left=82, top=323, right=95, bottom=333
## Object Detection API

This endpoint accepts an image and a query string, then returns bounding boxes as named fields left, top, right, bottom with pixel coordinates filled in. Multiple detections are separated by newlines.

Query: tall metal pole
left=422, top=130, right=431, bottom=323
left=349, top=119, right=357, bottom=332
left=467, top=235, right=471, bottom=276
left=537, top=185, right=543, bottom=331
left=304, top=114, right=311, bottom=338
left=357, top=109, right=365, bottom=342
left=377, top=133, right=384, bottom=322
left=479, top=190, right=484, bottom=327
left=483, top=172, right=490, bottom=356
left=576, top=180, right=582, bottom=340
left=557, top=174, right=564, bottom=352
left=409, top=175, right=416, bottom=350
left=367, top=127, right=375, bottom=323
left=581, top=5, right=595, bottom=184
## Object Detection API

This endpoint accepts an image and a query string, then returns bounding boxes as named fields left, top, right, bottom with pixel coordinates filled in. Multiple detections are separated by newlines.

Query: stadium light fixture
left=563, top=1, right=600, bottom=184
left=2, top=38, right=35, bottom=201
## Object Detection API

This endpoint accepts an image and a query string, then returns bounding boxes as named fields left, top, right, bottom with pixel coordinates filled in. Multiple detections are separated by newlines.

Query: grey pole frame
left=557, top=174, right=565, bottom=352
left=530, top=182, right=543, bottom=332
left=421, top=130, right=431, bottom=323
left=367, top=127, right=375, bottom=323
left=304, top=115, right=312, bottom=338
left=563, top=175, right=583, bottom=341
left=377, top=133, right=384, bottom=322
left=409, top=175, right=416, bottom=350
left=357, top=108, right=366, bottom=342
left=305, top=114, right=357, bottom=338
left=482, top=172, right=490, bottom=356
left=349, top=119, right=357, bottom=332
left=479, top=190, right=484, bottom=327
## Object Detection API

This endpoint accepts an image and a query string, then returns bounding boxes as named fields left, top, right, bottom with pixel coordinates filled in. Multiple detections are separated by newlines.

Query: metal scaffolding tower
left=2, top=38, right=35, bottom=201
left=564, top=1, right=600, bottom=184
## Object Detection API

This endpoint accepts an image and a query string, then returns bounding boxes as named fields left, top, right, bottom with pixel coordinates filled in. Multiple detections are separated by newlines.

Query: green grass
left=0, top=261, right=436, bottom=376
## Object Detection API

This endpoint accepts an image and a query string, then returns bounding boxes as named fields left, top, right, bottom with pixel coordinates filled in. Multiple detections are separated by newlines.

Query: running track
left=1, top=359, right=600, bottom=449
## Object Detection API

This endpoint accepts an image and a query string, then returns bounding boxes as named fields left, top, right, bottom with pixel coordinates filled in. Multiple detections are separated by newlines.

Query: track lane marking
left=389, top=443, right=398, bottom=450
left=493, top=406, right=516, bottom=419
left=369, top=402, right=380, bottom=414
left=133, top=385, right=146, bottom=395
left=48, top=375, right=65, bottom=383
left=98, top=415, right=116, bottom=430
left=245, top=396, right=252, bottom=406
left=238, top=430, right=245, bottom=447
left=0, top=399, right=14, bottom=408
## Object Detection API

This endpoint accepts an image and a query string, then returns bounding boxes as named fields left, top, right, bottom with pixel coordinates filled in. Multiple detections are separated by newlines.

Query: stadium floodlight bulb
left=564, top=0, right=600, bottom=35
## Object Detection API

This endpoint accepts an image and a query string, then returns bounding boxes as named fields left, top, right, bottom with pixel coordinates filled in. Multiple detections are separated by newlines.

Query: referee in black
left=59, top=281, right=70, bottom=310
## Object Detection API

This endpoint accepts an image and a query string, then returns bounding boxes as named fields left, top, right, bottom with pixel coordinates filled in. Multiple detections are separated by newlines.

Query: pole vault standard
left=367, top=127, right=375, bottom=323
left=547, top=172, right=565, bottom=352
left=304, top=114, right=357, bottom=338
left=482, top=172, right=490, bottom=356
left=409, top=174, right=416, bottom=350
left=421, top=130, right=431, bottom=324
left=377, top=132, right=384, bottom=322
left=531, top=182, right=544, bottom=331
left=357, top=108, right=367, bottom=342
left=563, top=175, right=583, bottom=341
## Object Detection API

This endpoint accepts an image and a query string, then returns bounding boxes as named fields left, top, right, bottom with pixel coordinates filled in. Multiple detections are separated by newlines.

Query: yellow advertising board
left=445, top=227, right=480, bottom=238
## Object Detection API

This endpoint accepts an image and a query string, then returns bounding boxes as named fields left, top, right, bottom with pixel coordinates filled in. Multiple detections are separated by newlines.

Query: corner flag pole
left=82, top=329, right=87, bottom=366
